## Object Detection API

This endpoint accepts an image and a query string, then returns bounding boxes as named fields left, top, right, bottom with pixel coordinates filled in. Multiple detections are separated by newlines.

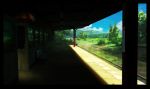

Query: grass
left=76, top=38, right=122, bottom=67
left=77, top=38, right=99, bottom=45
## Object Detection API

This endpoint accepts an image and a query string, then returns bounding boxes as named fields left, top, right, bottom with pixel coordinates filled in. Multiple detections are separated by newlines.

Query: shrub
left=97, top=39, right=106, bottom=45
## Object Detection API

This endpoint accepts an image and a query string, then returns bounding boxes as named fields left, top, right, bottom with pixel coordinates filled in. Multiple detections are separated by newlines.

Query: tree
left=138, top=11, right=146, bottom=44
left=108, top=24, right=121, bottom=46
left=108, top=25, right=113, bottom=41
left=62, top=30, right=73, bottom=37
left=79, top=32, right=87, bottom=40
left=55, top=30, right=73, bottom=41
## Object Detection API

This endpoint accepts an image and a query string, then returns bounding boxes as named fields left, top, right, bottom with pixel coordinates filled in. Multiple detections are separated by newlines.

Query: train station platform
left=18, top=42, right=145, bottom=85
left=69, top=45, right=145, bottom=85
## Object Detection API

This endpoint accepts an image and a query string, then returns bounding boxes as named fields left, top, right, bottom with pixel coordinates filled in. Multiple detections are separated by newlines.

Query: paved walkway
left=69, top=45, right=145, bottom=85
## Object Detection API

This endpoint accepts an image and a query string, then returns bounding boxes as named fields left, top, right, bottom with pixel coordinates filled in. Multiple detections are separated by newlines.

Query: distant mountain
left=76, top=29, right=109, bottom=38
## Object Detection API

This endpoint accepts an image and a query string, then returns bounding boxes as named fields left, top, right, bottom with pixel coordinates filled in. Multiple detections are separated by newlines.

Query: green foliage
left=108, top=25, right=113, bottom=41
left=78, top=32, right=88, bottom=40
left=54, top=30, right=73, bottom=45
left=108, top=24, right=122, bottom=46
left=89, top=33, right=108, bottom=38
left=55, top=30, right=72, bottom=41
left=76, top=29, right=108, bottom=38
left=138, top=11, right=146, bottom=44
left=63, top=30, right=73, bottom=37
left=97, top=38, right=111, bottom=45
left=77, top=39, right=122, bottom=66
left=97, top=39, right=106, bottom=45
left=55, top=31, right=64, bottom=40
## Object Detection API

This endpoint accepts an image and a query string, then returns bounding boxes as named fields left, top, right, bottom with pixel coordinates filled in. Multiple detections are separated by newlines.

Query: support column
left=73, top=29, right=76, bottom=47
left=123, top=0, right=138, bottom=86
left=17, top=25, right=29, bottom=71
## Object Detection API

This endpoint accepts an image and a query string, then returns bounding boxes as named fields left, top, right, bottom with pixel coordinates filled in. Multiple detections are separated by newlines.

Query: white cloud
left=117, top=20, right=122, bottom=31
left=88, top=24, right=92, bottom=28
left=78, top=24, right=103, bottom=32
left=92, top=27, right=103, bottom=32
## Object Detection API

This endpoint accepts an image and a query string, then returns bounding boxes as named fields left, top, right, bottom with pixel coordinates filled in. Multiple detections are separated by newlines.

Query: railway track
left=102, top=58, right=146, bottom=84
left=103, top=58, right=146, bottom=84
left=78, top=46, right=146, bottom=84
left=137, top=74, right=146, bottom=84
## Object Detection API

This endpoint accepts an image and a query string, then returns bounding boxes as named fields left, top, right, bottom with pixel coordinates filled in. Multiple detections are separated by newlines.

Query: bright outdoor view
left=54, top=11, right=123, bottom=85
left=76, top=11, right=122, bottom=68
left=55, top=11, right=123, bottom=68
left=137, top=3, right=147, bottom=84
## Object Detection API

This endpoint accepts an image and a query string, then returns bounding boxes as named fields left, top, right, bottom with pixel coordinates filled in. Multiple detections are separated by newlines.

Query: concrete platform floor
left=18, top=42, right=101, bottom=85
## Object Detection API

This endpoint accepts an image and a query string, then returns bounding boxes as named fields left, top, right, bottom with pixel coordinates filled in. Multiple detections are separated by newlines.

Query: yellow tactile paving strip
left=69, top=45, right=145, bottom=85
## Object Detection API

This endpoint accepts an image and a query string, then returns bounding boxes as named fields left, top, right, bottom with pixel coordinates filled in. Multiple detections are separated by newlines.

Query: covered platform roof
left=3, top=0, right=146, bottom=30
left=3, top=0, right=123, bottom=30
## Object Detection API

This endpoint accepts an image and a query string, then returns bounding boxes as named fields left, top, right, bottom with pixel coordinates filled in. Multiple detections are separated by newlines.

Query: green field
left=76, top=38, right=122, bottom=67
left=76, top=38, right=146, bottom=79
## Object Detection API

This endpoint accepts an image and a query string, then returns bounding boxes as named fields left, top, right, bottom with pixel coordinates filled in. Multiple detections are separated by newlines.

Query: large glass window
left=28, top=27, right=33, bottom=42
left=137, top=3, right=147, bottom=84
left=35, top=30, right=39, bottom=41
left=40, top=31, right=43, bottom=41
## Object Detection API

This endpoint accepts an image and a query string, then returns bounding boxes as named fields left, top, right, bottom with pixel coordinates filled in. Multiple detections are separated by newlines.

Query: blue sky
left=91, top=11, right=122, bottom=33
left=138, top=3, right=147, bottom=13
left=78, top=3, right=146, bottom=33
left=78, top=11, right=122, bottom=33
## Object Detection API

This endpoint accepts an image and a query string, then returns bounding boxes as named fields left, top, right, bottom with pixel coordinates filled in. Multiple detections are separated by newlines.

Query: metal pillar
left=73, top=29, right=76, bottom=47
